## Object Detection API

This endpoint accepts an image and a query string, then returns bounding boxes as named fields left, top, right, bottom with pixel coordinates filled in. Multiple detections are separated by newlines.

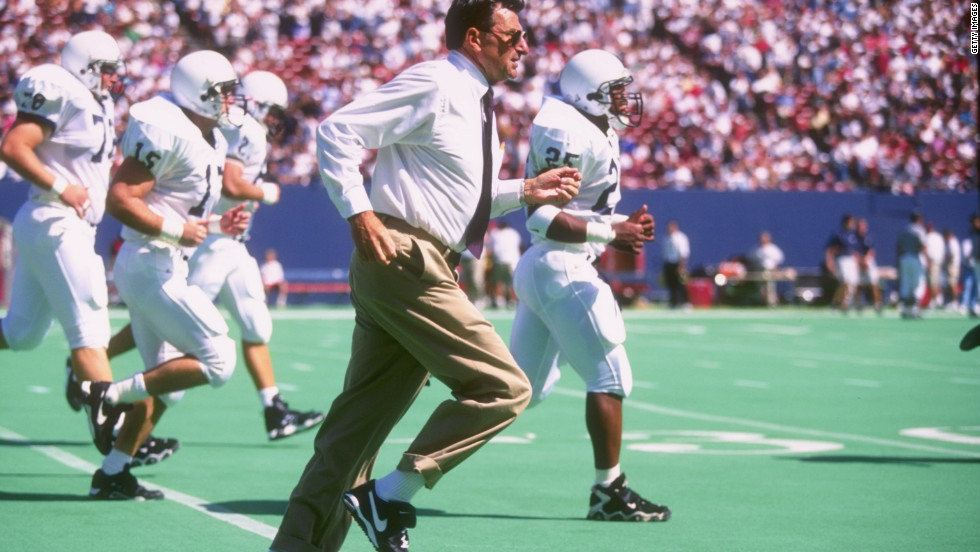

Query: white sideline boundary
left=0, top=425, right=278, bottom=540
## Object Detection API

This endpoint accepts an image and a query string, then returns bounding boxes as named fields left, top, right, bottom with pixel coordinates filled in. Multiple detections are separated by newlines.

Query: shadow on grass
left=0, top=438, right=90, bottom=448
left=786, top=455, right=980, bottom=466
left=0, top=490, right=93, bottom=502
left=207, top=502, right=577, bottom=522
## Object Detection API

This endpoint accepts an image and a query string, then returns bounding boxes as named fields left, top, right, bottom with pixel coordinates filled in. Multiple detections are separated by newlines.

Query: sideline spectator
left=923, top=222, right=945, bottom=308
left=825, top=214, right=860, bottom=312
left=941, top=228, right=961, bottom=309
left=486, top=219, right=523, bottom=308
left=961, top=213, right=980, bottom=317
left=856, top=218, right=882, bottom=313
left=750, top=230, right=784, bottom=306
left=896, top=212, right=927, bottom=319
left=662, top=220, right=690, bottom=308
left=260, top=248, right=288, bottom=308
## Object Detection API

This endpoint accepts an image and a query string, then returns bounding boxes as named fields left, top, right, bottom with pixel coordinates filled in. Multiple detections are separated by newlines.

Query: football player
left=79, top=71, right=325, bottom=441
left=187, top=70, right=325, bottom=439
left=92, top=50, right=250, bottom=500
left=0, top=30, right=133, bottom=459
left=509, top=49, right=671, bottom=522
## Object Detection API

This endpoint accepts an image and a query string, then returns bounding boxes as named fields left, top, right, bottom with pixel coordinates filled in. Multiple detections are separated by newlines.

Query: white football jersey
left=118, top=94, right=228, bottom=247
left=524, top=95, right=622, bottom=258
left=215, top=111, right=269, bottom=238
left=13, top=63, right=115, bottom=225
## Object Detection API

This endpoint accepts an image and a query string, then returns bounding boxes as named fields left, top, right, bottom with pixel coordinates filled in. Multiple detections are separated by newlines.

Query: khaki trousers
left=271, top=217, right=531, bottom=552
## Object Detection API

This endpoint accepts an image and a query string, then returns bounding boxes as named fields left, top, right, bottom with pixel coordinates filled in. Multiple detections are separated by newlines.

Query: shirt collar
left=448, top=50, right=492, bottom=96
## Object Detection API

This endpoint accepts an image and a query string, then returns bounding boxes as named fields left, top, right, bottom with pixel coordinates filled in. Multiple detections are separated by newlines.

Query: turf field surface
left=1, top=306, right=978, bottom=551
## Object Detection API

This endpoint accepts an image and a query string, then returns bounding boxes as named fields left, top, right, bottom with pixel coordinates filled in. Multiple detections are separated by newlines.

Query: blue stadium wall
left=1, top=176, right=977, bottom=299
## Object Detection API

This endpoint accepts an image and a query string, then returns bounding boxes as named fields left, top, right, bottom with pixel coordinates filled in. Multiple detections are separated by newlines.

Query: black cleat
left=587, top=473, right=671, bottom=522
left=90, top=465, right=164, bottom=500
left=343, top=480, right=416, bottom=552
left=65, top=357, right=85, bottom=412
left=82, top=381, right=129, bottom=455
left=265, top=394, right=325, bottom=441
left=131, top=436, right=180, bottom=468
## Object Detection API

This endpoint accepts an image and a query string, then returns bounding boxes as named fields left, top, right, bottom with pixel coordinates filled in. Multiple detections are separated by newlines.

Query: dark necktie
left=464, top=88, right=494, bottom=258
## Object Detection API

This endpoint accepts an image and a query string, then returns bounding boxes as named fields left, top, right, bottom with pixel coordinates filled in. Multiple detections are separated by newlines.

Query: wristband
left=206, top=215, right=224, bottom=234
left=260, top=183, right=280, bottom=204
left=159, top=218, right=184, bottom=245
left=50, top=175, right=69, bottom=195
left=585, top=222, right=617, bottom=243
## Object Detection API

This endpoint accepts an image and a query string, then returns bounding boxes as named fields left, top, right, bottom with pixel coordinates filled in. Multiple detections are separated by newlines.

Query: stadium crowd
left=1, top=0, right=976, bottom=193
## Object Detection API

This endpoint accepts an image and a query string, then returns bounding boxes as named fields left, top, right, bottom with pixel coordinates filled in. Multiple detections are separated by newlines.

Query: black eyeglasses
left=486, top=28, right=527, bottom=48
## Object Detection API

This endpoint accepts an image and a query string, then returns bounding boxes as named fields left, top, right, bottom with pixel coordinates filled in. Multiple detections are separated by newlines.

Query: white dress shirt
left=317, top=51, right=524, bottom=253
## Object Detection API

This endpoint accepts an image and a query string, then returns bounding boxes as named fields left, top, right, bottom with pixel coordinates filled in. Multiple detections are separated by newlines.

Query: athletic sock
left=101, top=449, right=133, bottom=476
left=595, top=465, right=622, bottom=487
left=375, top=469, right=425, bottom=504
left=108, top=372, right=148, bottom=404
left=258, top=386, right=280, bottom=408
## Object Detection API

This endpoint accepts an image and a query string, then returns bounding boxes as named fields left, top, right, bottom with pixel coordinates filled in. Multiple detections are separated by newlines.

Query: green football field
left=1, top=306, right=978, bottom=551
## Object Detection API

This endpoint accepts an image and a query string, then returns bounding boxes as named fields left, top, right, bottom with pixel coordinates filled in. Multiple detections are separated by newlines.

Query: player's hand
left=525, top=167, right=581, bottom=206
left=219, top=203, right=251, bottom=236
left=349, top=211, right=396, bottom=265
left=60, top=182, right=91, bottom=219
left=610, top=205, right=655, bottom=254
left=182, top=220, right=210, bottom=246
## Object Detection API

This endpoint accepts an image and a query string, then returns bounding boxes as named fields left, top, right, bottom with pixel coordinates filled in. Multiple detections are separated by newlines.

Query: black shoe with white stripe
left=131, top=436, right=180, bottom=467
left=265, top=394, right=325, bottom=440
left=89, top=465, right=164, bottom=501
left=343, top=480, right=416, bottom=552
left=587, top=473, right=671, bottom=522
left=82, top=381, right=129, bottom=455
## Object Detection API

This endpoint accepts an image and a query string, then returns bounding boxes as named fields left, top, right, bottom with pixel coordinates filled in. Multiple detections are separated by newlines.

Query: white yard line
left=551, top=388, right=980, bottom=458
left=0, top=425, right=278, bottom=540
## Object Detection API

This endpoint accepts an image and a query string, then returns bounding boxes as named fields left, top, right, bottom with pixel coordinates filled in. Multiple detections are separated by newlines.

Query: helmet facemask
left=604, top=78, right=643, bottom=130
left=203, top=79, right=245, bottom=127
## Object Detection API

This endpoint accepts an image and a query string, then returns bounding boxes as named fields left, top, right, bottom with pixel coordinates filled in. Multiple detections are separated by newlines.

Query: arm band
left=260, top=183, right=280, bottom=204
left=585, top=222, right=617, bottom=243
left=50, top=175, right=69, bottom=195
left=159, top=218, right=184, bottom=245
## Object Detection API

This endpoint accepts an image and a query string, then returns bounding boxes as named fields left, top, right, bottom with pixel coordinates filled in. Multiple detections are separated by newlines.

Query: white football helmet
left=60, top=30, right=123, bottom=99
left=559, top=49, right=643, bottom=130
left=241, top=70, right=288, bottom=134
left=170, top=50, right=241, bottom=125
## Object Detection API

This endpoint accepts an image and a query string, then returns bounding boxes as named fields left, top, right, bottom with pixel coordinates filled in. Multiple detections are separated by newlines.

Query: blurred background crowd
left=1, top=0, right=976, bottom=193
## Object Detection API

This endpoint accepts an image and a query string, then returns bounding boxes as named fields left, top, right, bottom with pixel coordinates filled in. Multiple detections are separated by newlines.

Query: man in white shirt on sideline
left=486, top=219, right=523, bottom=308
left=269, top=2, right=580, bottom=551
left=923, top=222, right=945, bottom=308
left=662, top=220, right=690, bottom=308
left=751, top=230, right=785, bottom=307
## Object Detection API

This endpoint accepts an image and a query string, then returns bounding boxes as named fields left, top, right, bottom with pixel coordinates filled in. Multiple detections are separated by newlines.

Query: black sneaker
left=265, top=394, right=325, bottom=440
left=89, top=465, right=164, bottom=500
left=82, top=381, right=129, bottom=455
left=65, top=357, right=86, bottom=412
left=587, top=473, right=671, bottom=522
left=343, top=480, right=416, bottom=552
left=131, top=436, right=180, bottom=468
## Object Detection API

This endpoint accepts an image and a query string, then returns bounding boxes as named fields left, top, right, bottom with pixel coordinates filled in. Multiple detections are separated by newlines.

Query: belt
left=377, top=213, right=462, bottom=267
